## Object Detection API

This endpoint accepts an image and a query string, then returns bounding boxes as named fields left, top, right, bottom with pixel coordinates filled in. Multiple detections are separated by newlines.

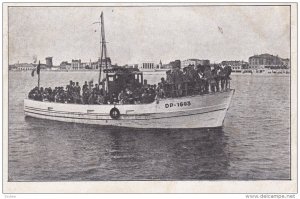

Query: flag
left=31, top=68, right=36, bottom=77
left=37, top=61, right=40, bottom=75
left=31, top=61, right=40, bottom=77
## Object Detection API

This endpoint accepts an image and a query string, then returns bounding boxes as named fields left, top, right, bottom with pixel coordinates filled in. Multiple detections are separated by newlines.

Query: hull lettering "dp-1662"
left=165, top=101, right=191, bottom=108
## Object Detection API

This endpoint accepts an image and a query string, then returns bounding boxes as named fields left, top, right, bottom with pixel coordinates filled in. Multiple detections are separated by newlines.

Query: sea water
left=8, top=71, right=290, bottom=181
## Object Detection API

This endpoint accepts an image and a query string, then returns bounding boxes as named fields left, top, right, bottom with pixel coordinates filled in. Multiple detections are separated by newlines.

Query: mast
left=37, top=60, right=41, bottom=89
left=98, top=14, right=103, bottom=85
left=98, top=12, right=109, bottom=93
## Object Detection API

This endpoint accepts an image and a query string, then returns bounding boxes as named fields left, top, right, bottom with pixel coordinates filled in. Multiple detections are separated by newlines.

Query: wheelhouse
left=102, top=67, right=144, bottom=98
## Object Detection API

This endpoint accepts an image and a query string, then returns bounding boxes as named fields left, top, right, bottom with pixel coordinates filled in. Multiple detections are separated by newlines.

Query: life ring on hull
left=110, top=107, right=120, bottom=119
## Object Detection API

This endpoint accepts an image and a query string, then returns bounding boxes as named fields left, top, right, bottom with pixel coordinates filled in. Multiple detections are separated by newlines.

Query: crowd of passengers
left=28, top=64, right=232, bottom=105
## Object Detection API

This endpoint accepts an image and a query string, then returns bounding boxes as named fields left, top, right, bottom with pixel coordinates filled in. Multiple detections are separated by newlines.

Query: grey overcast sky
left=9, top=6, right=290, bottom=65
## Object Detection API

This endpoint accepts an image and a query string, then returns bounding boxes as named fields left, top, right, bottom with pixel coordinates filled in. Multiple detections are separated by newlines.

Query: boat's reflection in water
left=24, top=117, right=230, bottom=180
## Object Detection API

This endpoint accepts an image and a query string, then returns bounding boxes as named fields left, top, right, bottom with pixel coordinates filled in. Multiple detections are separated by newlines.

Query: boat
left=24, top=12, right=234, bottom=129
left=24, top=90, right=234, bottom=129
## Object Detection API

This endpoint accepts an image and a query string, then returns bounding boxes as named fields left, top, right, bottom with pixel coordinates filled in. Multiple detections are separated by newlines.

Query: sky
left=8, top=6, right=290, bottom=65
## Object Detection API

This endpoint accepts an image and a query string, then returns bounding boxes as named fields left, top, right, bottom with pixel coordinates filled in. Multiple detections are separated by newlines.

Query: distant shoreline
left=231, top=72, right=290, bottom=77
left=8, top=70, right=290, bottom=77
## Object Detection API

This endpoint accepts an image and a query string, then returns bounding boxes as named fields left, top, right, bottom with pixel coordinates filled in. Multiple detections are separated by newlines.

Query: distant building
left=249, top=53, right=289, bottom=69
left=170, top=60, right=181, bottom=69
left=181, top=59, right=210, bottom=68
left=9, top=62, right=51, bottom=71
left=60, top=61, right=71, bottom=70
left=161, top=64, right=172, bottom=70
left=39, top=64, right=48, bottom=70
left=14, top=63, right=36, bottom=71
left=158, top=60, right=163, bottom=69
left=221, top=60, right=249, bottom=70
left=81, top=62, right=89, bottom=69
left=89, top=57, right=112, bottom=70
left=51, top=66, right=60, bottom=71
left=91, top=61, right=98, bottom=69
left=8, top=64, right=17, bottom=70
left=161, top=60, right=181, bottom=70
left=71, top=59, right=82, bottom=70
left=45, top=57, right=53, bottom=68
left=124, top=64, right=139, bottom=69
left=139, top=62, right=156, bottom=70
left=99, top=57, right=112, bottom=69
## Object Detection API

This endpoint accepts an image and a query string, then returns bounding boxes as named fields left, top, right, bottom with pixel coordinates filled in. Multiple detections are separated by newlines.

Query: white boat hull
left=24, top=89, right=234, bottom=129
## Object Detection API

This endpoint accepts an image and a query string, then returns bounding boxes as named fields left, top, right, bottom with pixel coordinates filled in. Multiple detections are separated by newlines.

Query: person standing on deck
left=118, top=90, right=126, bottom=104
left=210, top=66, right=217, bottom=92
left=172, top=66, right=184, bottom=97
left=82, top=81, right=89, bottom=104
left=160, top=77, right=167, bottom=98
left=197, top=65, right=206, bottom=93
left=223, top=65, right=232, bottom=89
left=203, top=65, right=212, bottom=93
left=215, top=65, right=221, bottom=92
left=82, top=81, right=88, bottom=92
left=219, top=66, right=226, bottom=91
left=74, top=82, right=81, bottom=104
